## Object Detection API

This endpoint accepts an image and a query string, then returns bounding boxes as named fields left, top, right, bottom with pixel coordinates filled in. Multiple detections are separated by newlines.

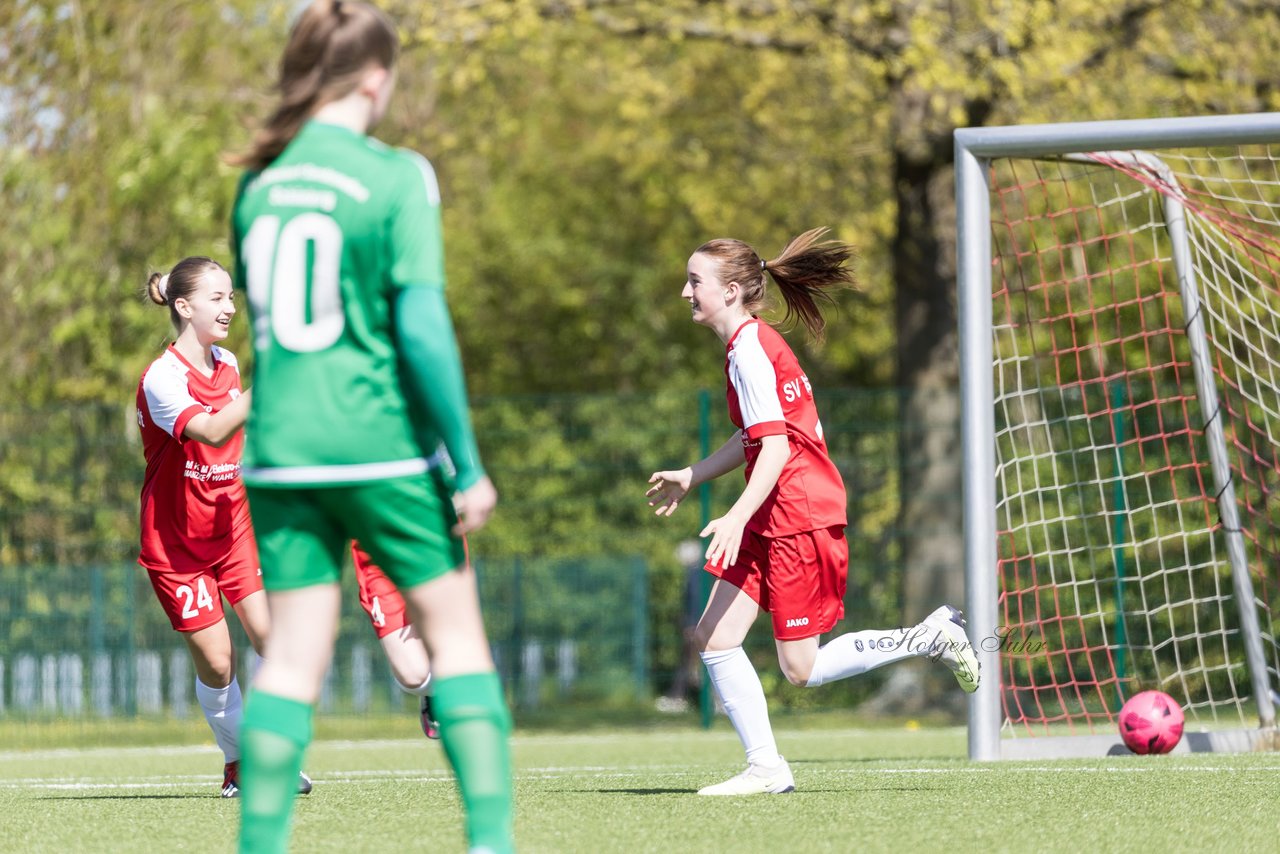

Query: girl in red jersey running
left=647, top=229, right=980, bottom=796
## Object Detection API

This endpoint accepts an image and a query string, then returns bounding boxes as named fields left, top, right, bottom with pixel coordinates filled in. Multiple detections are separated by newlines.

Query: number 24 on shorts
left=176, top=578, right=215, bottom=619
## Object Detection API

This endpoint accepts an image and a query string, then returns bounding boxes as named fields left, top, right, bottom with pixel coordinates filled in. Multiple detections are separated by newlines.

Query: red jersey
left=136, top=345, right=253, bottom=571
left=724, top=319, right=847, bottom=537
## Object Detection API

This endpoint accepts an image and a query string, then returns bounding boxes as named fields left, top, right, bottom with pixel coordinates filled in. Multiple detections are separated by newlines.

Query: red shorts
left=352, top=543, right=410, bottom=638
left=143, top=534, right=263, bottom=632
left=707, top=526, right=848, bottom=641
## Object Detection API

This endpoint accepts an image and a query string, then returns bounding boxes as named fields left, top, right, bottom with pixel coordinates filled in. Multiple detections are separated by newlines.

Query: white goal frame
left=956, top=113, right=1280, bottom=760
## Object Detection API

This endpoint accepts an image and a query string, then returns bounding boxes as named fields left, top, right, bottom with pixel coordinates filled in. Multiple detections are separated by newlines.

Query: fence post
left=352, top=643, right=371, bottom=713
left=512, top=556, right=523, bottom=708
left=90, top=566, right=105, bottom=658
left=168, top=650, right=189, bottom=718
left=698, top=389, right=713, bottom=730
left=123, top=565, right=137, bottom=716
left=521, top=641, right=542, bottom=709
left=89, top=565, right=108, bottom=716
left=632, top=557, right=648, bottom=700
left=41, top=654, right=57, bottom=713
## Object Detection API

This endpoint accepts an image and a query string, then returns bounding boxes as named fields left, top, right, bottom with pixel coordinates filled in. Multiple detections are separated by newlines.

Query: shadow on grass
left=37, top=794, right=214, bottom=801
left=590, top=788, right=695, bottom=795
left=790, top=757, right=906, bottom=766
left=556, top=785, right=939, bottom=795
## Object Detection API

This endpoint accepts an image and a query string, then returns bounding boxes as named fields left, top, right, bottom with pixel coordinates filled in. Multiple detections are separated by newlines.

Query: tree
left=394, top=0, right=1280, bottom=707
left=5, top=0, right=1278, bottom=708
left=0, top=0, right=288, bottom=406
left=0, top=0, right=282, bottom=562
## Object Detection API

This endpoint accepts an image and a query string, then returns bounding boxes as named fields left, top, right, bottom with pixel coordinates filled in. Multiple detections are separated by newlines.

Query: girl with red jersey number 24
left=136, top=258, right=441, bottom=799
left=135, top=256, right=310, bottom=798
left=647, top=229, right=980, bottom=796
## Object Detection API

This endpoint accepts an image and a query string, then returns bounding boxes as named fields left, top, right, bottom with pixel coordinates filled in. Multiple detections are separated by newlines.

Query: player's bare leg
left=230, top=589, right=270, bottom=657
left=774, top=636, right=820, bottom=686
left=379, top=625, right=438, bottom=739
left=253, top=584, right=340, bottom=702
left=694, top=579, right=760, bottom=654
left=184, top=620, right=236, bottom=689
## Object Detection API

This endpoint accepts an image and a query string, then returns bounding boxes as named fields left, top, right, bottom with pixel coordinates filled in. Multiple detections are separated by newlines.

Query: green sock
left=238, top=691, right=313, bottom=854
left=434, top=672, right=515, bottom=854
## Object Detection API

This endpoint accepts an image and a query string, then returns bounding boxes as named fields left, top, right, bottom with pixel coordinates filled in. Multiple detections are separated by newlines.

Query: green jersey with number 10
left=231, top=121, right=448, bottom=487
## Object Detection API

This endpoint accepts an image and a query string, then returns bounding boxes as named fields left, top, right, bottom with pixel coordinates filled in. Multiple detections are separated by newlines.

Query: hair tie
left=760, top=259, right=767, bottom=271
left=158, top=273, right=170, bottom=300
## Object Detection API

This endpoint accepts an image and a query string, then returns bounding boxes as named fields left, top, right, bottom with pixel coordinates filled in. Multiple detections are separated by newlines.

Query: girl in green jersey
left=228, top=3, right=511, bottom=852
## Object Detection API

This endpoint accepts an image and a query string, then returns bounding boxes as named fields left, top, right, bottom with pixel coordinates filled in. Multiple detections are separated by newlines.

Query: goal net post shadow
left=956, top=113, right=1280, bottom=760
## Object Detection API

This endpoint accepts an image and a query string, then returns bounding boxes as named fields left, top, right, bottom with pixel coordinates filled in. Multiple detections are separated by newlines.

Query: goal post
left=956, top=113, right=1280, bottom=760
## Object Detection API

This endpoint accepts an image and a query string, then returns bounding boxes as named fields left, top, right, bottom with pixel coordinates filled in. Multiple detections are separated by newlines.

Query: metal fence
left=0, top=388, right=957, bottom=720
left=0, top=556, right=647, bottom=719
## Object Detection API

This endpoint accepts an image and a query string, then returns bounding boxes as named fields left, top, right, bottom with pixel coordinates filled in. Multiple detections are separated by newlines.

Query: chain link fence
left=0, top=389, right=957, bottom=724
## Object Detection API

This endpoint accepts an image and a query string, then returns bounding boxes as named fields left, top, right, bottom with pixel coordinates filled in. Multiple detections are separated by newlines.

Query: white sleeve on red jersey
left=213, top=345, right=240, bottom=374
left=142, top=358, right=205, bottom=440
left=729, top=324, right=786, bottom=439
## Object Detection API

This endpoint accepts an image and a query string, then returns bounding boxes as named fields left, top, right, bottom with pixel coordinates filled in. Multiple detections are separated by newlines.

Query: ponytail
left=761, top=228, right=856, bottom=340
left=695, top=227, right=856, bottom=340
left=228, top=0, right=399, bottom=171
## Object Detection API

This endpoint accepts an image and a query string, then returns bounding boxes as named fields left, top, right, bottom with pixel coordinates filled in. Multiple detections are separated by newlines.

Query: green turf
left=2, top=722, right=1277, bottom=853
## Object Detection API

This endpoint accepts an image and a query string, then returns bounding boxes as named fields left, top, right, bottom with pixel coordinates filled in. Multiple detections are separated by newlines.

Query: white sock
left=805, top=627, right=922, bottom=687
left=700, top=647, right=780, bottom=767
left=399, top=675, right=432, bottom=697
left=195, top=677, right=243, bottom=762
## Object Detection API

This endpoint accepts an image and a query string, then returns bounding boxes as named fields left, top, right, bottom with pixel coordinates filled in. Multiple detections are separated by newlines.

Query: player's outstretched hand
left=452, top=476, right=498, bottom=536
left=701, top=512, right=746, bottom=570
left=647, top=468, right=693, bottom=517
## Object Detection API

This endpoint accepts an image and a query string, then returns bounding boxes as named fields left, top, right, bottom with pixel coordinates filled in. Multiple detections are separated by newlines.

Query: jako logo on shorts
left=785, top=617, right=810, bottom=628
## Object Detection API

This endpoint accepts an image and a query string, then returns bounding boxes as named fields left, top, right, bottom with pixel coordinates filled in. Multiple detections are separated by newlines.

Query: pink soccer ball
left=1119, top=690, right=1185, bottom=754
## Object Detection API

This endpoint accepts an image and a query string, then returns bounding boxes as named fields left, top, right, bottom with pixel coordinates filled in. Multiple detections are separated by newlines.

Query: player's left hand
left=452, top=475, right=498, bottom=536
left=701, top=512, right=747, bottom=570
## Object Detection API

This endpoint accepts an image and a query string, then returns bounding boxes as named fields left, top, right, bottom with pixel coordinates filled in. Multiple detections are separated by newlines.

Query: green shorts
left=245, top=469, right=466, bottom=593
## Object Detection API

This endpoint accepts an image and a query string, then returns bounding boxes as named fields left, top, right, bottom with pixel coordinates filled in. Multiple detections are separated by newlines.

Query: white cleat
left=921, top=605, right=981, bottom=693
left=697, top=757, right=795, bottom=796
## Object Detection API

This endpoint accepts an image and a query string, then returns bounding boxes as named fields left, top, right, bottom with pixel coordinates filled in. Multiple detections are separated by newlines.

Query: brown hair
left=146, top=256, right=228, bottom=331
left=229, top=0, right=400, bottom=171
left=695, top=227, right=856, bottom=339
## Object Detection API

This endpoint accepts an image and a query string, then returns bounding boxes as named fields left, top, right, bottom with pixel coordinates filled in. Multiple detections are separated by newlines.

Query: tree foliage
left=4, top=0, right=1280, bottom=705
left=9, top=0, right=1276, bottom=405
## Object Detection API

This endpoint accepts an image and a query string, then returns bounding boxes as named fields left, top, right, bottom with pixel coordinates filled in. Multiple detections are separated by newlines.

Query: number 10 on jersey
left=243, top=213, right=346, bottom=353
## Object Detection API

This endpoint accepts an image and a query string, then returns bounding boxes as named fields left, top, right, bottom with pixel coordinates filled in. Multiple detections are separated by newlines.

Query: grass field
left=2, top=716, right=1278, bottom=853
